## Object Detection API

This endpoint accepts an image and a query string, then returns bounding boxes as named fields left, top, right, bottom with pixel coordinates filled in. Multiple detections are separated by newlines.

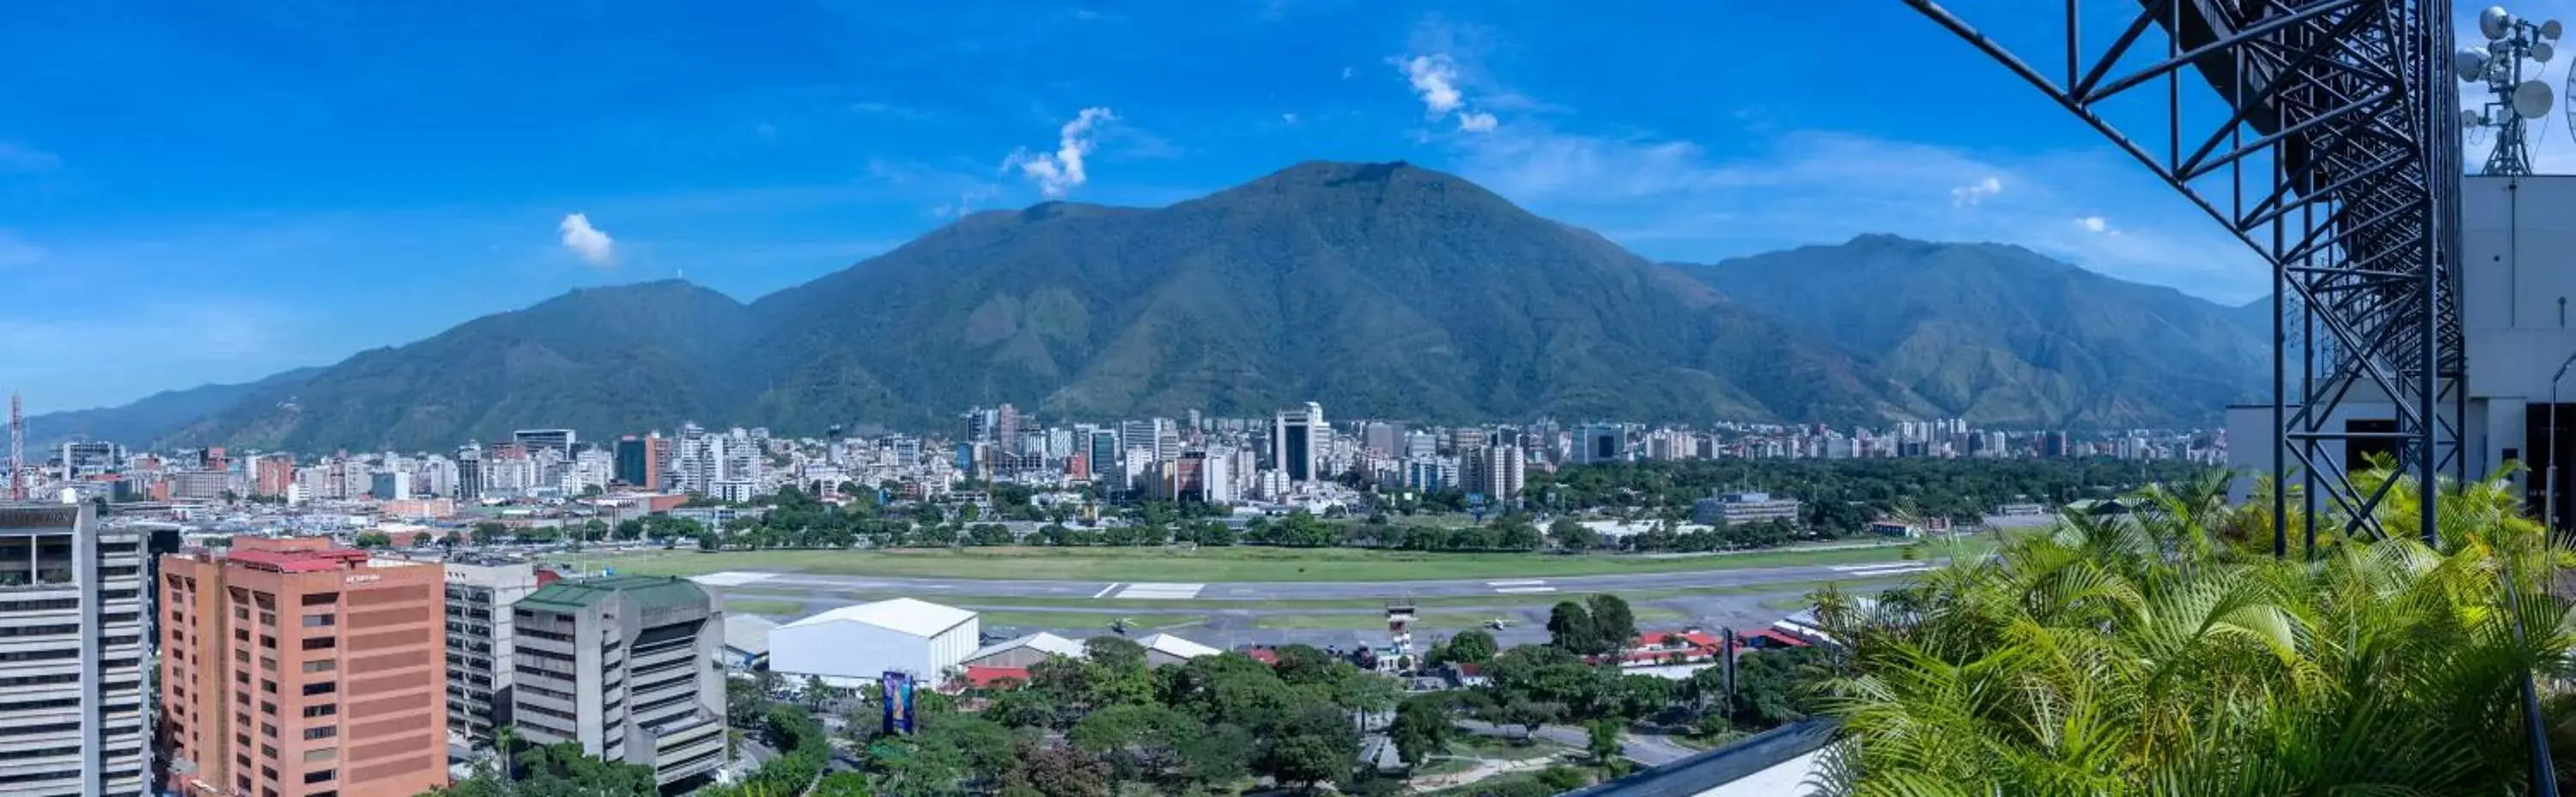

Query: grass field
left=566, top=542, right=1926, bottom=583
left=714, top=574, right=1916, bottom=613
left=975, top=611, right=1210, bottom=631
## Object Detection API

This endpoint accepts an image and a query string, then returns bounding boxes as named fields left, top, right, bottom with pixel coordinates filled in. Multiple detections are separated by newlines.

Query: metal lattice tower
left=7, top=391, right=21, bottom=502
left=1903, top=0, right=2464, bottom=551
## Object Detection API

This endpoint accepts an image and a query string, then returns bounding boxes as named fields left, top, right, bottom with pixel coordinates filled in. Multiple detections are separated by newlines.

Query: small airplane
left=1110, top=618, right=1132, bottom=636
left=1487, top=618, right=1511, bottom=630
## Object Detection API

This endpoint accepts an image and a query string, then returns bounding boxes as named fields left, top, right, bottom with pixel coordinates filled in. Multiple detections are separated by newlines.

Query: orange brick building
left=159, top=538, right=448, bottom=797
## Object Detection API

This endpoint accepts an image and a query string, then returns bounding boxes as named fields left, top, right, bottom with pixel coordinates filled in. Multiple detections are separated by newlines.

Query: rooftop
left=966, top=631, right=1085, bottom=663
left=783, top=598, right=976, bottom=638
left=724, top=615, right=780, bottom=655
left=521, top=575, right=709, bottom=613
left=224, top=546, right=372, bottom=574
left=1134, top=633, right=1221, bottom=660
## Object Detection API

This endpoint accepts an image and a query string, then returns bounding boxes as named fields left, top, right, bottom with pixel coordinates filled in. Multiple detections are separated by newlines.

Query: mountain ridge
left=33, top=161, right=2262, bottom=452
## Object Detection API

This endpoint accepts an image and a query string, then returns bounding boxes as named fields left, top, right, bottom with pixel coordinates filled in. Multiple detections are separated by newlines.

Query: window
left=259, top=744, right=276, bottom=757
left=302, top=682, right=336, bottom=697
left=302, top=660, right=335, bottom=672
left=260, top=702, right=276, bottom=716
left=301, top=637, right=335, bottom=651
left=235, top=672, right=250, bottom=685
left=302, top=726, right=337, bottom=740
left=304, top=770, right=334, bottom=784
left=258, top=611, right=275, bottom=627
left=234, top=629, right=249, bottom=643
left=301, top=704, right=337, bottom=718
left=261, top=680, right=276, bottom=694
left=236, top=649, right=249, bottom=663
left=260, top=722, right=276, bottom=738
left=301, top=614, right=335, bottom=628
left=235, top=607, right=249, bottom=621
left=260, top=657, right=276, bottom=672
left=260, top=635, right=276, bottom=648
left=302, top=592, right=337, bottom=606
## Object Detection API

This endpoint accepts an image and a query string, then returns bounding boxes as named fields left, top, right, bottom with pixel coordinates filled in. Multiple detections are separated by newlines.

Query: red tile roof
left=963, top=666, right=1030, bottom=689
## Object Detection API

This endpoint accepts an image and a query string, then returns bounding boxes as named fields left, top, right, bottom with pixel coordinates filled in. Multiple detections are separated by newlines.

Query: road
left=1455, top=720, right=1698, bottom=767
left=702, top=558, right=1933, bottom=602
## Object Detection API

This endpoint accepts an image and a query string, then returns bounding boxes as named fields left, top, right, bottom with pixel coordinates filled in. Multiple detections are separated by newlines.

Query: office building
left=1691, top=491, right=1804, bottom=527
left=159, top=538, right=448, bottom=797
left=1577, top=424, right=1628, bottom=465
left=367, top=471, right=410, bottom=502
left=1271, top=403, right=1325, bottom=484
left=613, top=436, right=655, bottom=489
left=1468, top=444, right=1526, bottom=502
left=442, top=559, right=546, bottom=745
left=511, top=429, right=576, bottom=459
left=60, top=441, right=123, bottom=479
left=510, top=576, right=726, bottom=788
left=252, top=455, right=295, bottom=499
left=0, top=502, right=149, bottom=797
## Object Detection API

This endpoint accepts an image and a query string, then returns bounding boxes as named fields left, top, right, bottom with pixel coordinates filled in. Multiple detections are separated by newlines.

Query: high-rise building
left=253, top=455, right=295, bottom=498
left=510, top=576, right=727, bottom=788
left=442, top=559, right=544, bottom=745
left=159, top=538, right=448, bottom=797
left=995, top=404, right=1019, bottom=451
left=647, top=434, right=673, bottom=490
left=61, top=441, right=123, bottom=478
left=1086, top=427, right=1120, bottom=472
left=455, top=444, right=483, bottom=501
left=368, top=471, right=411, bottom=501
left=1117, top=420, right=1159, bottom=465
left=512, top=429, right=576, bottom=459
left=614, top=435, right=652, bottom=488
left=1270, top=403, right=1325, bottom=484
left=1577, top=424, right=1627, bottom=465
left=0, top=502, right=151, bottom=796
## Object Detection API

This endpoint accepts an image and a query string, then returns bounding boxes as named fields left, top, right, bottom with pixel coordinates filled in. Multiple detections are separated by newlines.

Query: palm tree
left=1810, top=466, right=2574, bottom=794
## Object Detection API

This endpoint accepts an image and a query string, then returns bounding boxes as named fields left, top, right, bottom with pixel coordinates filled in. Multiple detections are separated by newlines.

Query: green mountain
left=21, top=367, right=321, bottom=449
left=739, top=161, right=1932, bottom=430
left=1670, top=234, right=2265, bottom=428
left=166, top=280, right=754, bottom=451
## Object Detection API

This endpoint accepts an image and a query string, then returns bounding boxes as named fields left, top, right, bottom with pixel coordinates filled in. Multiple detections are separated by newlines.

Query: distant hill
left=61, top=161, right=2266, bottom=452
left=1670, top=234, right=2265, bottom=428
left=21, top=367, right=321, bottom=449
left=166, top=280, right=755, bottom=451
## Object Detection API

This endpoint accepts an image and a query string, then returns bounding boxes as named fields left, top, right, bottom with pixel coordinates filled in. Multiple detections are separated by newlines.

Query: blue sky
left=7, top=0, right=2475, bottom=413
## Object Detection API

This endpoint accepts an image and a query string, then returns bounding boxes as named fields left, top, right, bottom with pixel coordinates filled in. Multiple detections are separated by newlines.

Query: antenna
left=2470, top=6, right=2562, bottom=174
left=7, top=391, right=22, bottom=502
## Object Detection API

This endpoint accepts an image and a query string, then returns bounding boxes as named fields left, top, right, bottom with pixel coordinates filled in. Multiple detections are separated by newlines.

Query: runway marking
left=1837, top=564, right=1933, bottom=578
left=1493, top=587, right=1559, bottom=594
left=1827, top=563, right=1899, bottom=572
left=690, top=571, right=779, bottom=587
left=1486, top=579, right=1549, bottom=587
left=1092, top=583, right=1123, bottom=599
left=1115, top=582, right=1206, bottom=599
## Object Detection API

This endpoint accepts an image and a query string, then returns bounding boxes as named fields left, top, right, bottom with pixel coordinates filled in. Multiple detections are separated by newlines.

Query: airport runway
left=695, top=558, right=1935, bottom=602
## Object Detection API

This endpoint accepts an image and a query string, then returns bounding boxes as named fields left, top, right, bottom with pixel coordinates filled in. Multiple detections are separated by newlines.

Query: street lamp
left=2549, top=352, right=2576, bottom=537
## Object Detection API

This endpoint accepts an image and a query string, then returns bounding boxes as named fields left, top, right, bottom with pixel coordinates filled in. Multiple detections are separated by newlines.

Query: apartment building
left=510, top=575, right=726, bottom=788
left=0, top=502, right=150, bottom=797
left=160, top=538, right=447, bottom=797
left=440, top=559, right=545, bottom=745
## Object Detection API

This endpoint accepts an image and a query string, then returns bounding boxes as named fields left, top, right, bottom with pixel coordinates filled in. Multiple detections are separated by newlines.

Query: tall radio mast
left=7, top=391, right=22, bottom=502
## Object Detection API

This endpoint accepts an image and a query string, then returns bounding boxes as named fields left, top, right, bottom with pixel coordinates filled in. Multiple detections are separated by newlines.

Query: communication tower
left=2461, top=7, right=2564, bottom=175
left=7, top=391, right=21, bottom=502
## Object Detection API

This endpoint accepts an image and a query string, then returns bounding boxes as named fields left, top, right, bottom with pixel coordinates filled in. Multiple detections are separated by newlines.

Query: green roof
left=521, top=575, right=709, bottom=613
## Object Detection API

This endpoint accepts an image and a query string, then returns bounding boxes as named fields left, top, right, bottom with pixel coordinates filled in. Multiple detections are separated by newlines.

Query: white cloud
left=557, top=213, right=616, bottom=267
left=1457, top=112, right=1498, bottom=133
left=1005, top=107, right=1117, bottom=198
left=1282, top=113, right=1300, bottom=125
left=0, top=231, right=44, bottom=269
left=2076, top=216, right=2111, bottom=234
left=1341, top=66, right=1356, bottom=80
left=0, top=142, right=58, bottom=173
left=1402, top=54, right=1466, bottom=116
left=1950, top=176, right=2002, bottom=207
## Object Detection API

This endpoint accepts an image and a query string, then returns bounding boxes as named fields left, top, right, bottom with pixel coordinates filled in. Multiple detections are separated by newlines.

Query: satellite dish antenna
left=2461, top=47, right=2493, bottom=81
left=2466, top=108, right=2488, bottom=129
left=2518, top=79, right=2555, bottom=118
left=2540, top=41, right=2559, bottom=63
left=2486, top=6, right=2517, bottom=40
left=2546, top=19, right=2566, bottom=40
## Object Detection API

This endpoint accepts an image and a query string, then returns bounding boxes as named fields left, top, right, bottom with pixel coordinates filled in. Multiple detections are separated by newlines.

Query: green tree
left=1546, top=601, right=1598, bottom=654
left=471, top=521, right=507, bottom=545
left=352, top=531, right=392, bottom=549
left=985, top=688, right=1056, bottom=729
left=1389, top=694, right=1455, bottom=767
left=1443, top=629, right=1500, bottom=665
left=1584, top=593, right=1637, bottom=653
left=1585, top=720, right=1624, bottom=764
left=1815, top=467, right=2575, bottom=794
left=1548, top=517, right=1601, bottom=551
